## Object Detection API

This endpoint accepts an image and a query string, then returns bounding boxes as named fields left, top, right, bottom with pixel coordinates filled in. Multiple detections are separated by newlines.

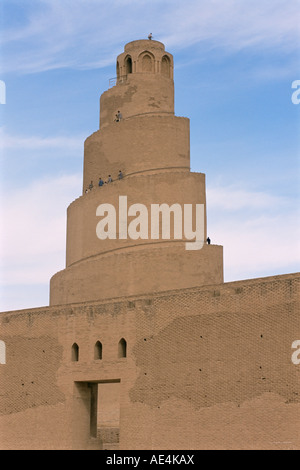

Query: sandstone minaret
left=50, top=39, right=223, bottom=305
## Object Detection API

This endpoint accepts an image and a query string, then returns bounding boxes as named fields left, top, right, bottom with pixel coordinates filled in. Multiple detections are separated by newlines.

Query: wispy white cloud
left=217, top=212, right=300, bottom=282
left=2, top=0, right=300, bottom=74
left=0, top=127, right=84, bottom=152
left=207, top=185, right=292, bottom=211
left=161, top=0, right=300, bottom=51
left=0, top=173, right=81, bottom=290
left=207, top=183, right=300, bottom=281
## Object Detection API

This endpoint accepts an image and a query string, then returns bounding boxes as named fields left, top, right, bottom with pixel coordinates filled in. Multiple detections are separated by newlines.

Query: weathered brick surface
left=1, top=273, right=299, bottom=449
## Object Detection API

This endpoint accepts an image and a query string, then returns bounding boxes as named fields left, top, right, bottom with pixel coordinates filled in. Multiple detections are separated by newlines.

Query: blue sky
left=0, top=0, right=299, bottom=311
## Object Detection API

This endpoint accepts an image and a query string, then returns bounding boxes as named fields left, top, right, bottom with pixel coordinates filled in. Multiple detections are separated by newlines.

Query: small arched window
left=71, top=343, right=79, bottom=362
left=118, top=338, right=127, bottom=358
left=116, top=61, right=120, bottom=79
left=161, top=55, right=170, bottom=78
left=94, top=341, right=103, bottom=360
left=0, top=340, right=6, bottom=365
left=125, top=56, right=132, bottom=75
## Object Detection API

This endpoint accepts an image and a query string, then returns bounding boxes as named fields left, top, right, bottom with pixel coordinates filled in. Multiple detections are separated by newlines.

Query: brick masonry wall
left=0, top=272, right=299, bottom=449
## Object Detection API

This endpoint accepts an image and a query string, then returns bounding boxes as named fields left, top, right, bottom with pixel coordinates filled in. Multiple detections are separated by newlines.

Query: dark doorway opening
left=88, top=380, right=121, bottom=450
left=97, top=381, right=121, bottom=449
left=74, top=379, right=121, bottom=450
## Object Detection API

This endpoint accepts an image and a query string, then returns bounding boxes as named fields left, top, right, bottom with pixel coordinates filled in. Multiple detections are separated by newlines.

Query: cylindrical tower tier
left=50, top=243, right=223, bottom=306
left=69, top=171, right=207, bottom=267
left=100, top=74, right=175, bottom=130
left=83, top=115, right=190, bottom=193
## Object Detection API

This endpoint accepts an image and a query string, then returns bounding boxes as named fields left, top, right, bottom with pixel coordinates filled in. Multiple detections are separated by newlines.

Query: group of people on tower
left=85, top=170, right=123, bottom=194
left=115, top=110, right=122, bottom=122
